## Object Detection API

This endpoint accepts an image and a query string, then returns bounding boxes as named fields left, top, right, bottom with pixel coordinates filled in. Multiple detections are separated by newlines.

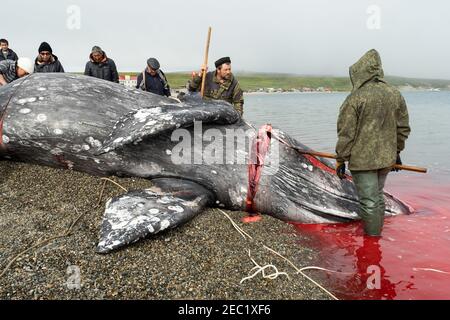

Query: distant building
left=119, top=75, right=137, bottom=88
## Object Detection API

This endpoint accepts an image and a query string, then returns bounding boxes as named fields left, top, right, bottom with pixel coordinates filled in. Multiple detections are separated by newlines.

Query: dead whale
left=0, top=73, right=412, bottom=253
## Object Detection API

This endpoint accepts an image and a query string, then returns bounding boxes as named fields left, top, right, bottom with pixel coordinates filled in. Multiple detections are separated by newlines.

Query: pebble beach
left=0, top=161, right=331, bottom=300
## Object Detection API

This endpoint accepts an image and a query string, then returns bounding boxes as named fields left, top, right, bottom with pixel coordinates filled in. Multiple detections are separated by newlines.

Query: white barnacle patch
left=211, top=170, right=218, bottom=175
left=50, top=148, right=63, bottom=155
left=301, top=163, right=308, bottom=169
left=71, top=145, right=83, bottom=153
left=82, top=144, right=90, bottom=151
left=36, top=114, right=47, bottom=122
left=168, top=205, right=184, bottom=213
left=165, top=149, right=172, bottom=156
left=133, top=107, right=162, bottom=122
left=19, top=108, right=31, bottom=114
left=149, top=208, right=159, bottom=214
left=157, top=196, right=171, bottom=204
left=308, top=165, right=314, bottom=172
left=145, top=119, right=157, bottom=127
left=2, top=135, right=10, bottom=144
left=17, top=97, right=37, bottom=105
left=228, top=187, right=245, bottom=207
left=134, top=109, right=151, bottom=122
left=67, top=161, right=74, bottom=170
left=53, top=128, right=63, bottom=135
left=85, top=136, right=102, bottom=148
left=56, top=143, right=67, bottom=149
left=160, top=114, right=173, bottom=121
left=159, top=220, right=170, bottom=231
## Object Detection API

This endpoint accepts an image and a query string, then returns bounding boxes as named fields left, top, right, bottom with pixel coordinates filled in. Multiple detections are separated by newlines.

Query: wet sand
left=0, top=161, right=330, bottom=300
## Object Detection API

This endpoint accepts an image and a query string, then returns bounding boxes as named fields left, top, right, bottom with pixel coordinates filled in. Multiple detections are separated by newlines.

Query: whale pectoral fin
left=96, top=178, right=214, bottom=253
left=95, top=103, right=239, bottom=154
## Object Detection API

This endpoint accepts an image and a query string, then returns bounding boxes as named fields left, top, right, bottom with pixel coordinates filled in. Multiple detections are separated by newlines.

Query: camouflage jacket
left=335, top=49, right=411, bottom=171
left=188, top=71, right=244, bottom=115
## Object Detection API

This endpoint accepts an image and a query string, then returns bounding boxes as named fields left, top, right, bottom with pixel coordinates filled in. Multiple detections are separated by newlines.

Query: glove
left=336, top=161, right=346, bottom=179
left=392, top=153, right=402, bottom=172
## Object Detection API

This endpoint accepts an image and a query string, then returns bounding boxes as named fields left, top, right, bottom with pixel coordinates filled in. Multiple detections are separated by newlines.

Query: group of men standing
left=0, top=38, right=245, bottom=115
left=0, top=40, right=119, bottom=86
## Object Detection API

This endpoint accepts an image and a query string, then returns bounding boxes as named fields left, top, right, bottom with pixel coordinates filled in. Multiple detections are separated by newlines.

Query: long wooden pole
left=295, top=149, right=427, bottom=173
left=200, top=27, right=212, bottom=98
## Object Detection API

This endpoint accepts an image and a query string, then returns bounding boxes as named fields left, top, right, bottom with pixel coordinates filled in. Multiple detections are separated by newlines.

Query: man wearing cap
left=34, top=42, right=65, bottom=73
left=0, top=57, right=34, bottom=86
left=84, top=46, right=119, bottom=83
left=188, top=57, right=244, bottom=116
left=0, top=39, right=18, bottom=62
left=136, top=58, right=171, bottom=97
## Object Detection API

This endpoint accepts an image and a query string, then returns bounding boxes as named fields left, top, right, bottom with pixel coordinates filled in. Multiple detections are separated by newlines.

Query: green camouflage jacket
left=188, top=71, right=244, bottom=115
left=335, top=49, right=411, bottom=171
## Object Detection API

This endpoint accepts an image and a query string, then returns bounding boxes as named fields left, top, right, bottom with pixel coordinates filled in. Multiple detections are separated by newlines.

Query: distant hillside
left=117, top=71, right=450, bottom=92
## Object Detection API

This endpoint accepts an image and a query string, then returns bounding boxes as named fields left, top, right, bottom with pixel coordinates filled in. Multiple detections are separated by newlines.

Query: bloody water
left=245, top=91, right=450, bottom=299
left=293, top=173, right=450, bottom=300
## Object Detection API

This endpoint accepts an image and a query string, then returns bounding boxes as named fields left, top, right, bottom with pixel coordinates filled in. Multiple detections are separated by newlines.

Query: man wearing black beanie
left=188, top=56, right=244, bottom=116
left=34, top=41, right=65, bottom=73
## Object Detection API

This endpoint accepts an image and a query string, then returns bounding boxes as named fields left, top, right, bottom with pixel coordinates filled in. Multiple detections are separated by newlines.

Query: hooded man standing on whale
left=335, top=49, right=411, bottom=237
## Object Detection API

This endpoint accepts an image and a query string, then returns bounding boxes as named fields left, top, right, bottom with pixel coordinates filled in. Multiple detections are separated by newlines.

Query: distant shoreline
left=75, top=71, right=450, bottom=92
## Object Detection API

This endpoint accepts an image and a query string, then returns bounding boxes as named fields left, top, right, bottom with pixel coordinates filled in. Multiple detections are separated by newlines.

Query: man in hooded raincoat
left=335, top=49, right=411, bottom=236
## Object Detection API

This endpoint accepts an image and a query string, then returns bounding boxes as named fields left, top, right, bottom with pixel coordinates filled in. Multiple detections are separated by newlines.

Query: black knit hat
left=38, top=42, right=52, bottom=53
left=215, top=56, right=231, bottom=68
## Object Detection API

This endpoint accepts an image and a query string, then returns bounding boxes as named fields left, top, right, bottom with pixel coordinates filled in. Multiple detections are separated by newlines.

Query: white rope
left=240, top=250, right=290, bottom=284
left=217, top=208, right=253, bottom=240
left=216, top=209, right=341, bottom=300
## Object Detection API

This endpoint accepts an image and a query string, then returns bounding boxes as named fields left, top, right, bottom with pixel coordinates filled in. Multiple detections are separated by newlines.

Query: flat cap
left=215, top=56, right=231, bottom=68
left=147, top=58, right=160, bottom=70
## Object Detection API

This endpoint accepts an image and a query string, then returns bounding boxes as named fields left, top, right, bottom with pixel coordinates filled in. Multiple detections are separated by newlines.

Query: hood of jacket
left=89, top=51, right=108, bottom=64
left=349, top=49, right=385, bottom=91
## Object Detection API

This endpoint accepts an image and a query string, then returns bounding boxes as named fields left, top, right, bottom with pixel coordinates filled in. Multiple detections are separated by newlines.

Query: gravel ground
left=0, top=160, right=331, bottom=300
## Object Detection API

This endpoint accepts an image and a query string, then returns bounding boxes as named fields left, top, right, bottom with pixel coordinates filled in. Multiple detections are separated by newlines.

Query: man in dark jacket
left=34, top=42, right=65, bottom=73
left=0, top=39, right=18, bottom=62
left=335, top=49, right=411, bottom=236
left=188, top=56, right=244, bottom=115
left=84, top=46, right=119, bottom=83
left=136, top=58, right=171, bottom=97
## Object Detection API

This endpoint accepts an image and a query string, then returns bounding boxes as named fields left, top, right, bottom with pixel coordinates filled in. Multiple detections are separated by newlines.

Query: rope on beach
left=216, top=208, right=340, bottom=300
left=219, top=208, right=253, bottom=240
left=0, top=207, right=87, bottom=279
left=240, top=249, right=290, bottom=284
left=97, top=177, right=128, bottom=206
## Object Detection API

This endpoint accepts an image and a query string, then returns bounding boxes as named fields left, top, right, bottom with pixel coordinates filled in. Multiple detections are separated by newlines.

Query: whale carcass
left=0, top=74, right=412, bottom=253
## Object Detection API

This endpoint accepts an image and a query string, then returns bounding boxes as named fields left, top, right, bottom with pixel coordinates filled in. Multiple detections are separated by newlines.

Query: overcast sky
left=2, top=0, right=450, bottom=78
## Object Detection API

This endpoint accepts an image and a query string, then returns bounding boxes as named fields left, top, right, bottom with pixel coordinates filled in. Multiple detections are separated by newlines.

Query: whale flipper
left=97, top=103, right=240, bottom=154
left=96, top=178, right=214, bottom=253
